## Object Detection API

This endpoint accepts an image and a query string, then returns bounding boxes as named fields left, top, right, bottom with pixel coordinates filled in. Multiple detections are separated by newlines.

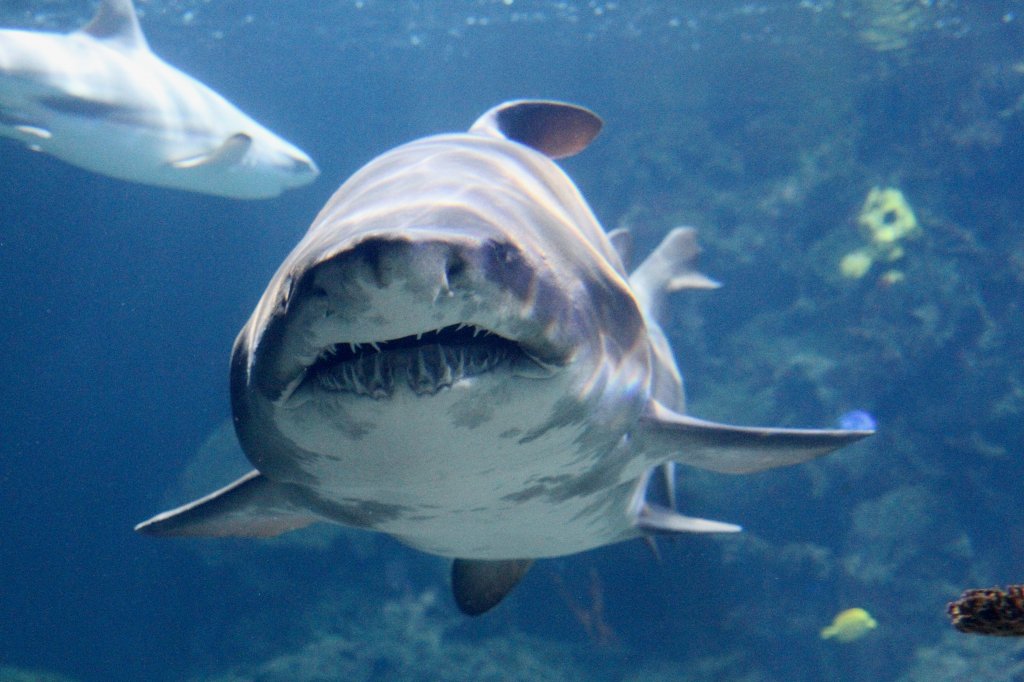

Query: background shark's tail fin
left=134, top=470, right=318, bottom=538
left=629, top=226, right=720, bottom=324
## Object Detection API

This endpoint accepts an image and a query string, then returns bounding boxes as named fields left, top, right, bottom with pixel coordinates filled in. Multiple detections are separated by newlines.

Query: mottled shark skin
left=0, top=0, right=318, bottom=198
left=136, top=100, right=872, bottom=615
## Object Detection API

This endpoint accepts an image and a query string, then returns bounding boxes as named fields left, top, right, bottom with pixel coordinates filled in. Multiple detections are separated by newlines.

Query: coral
left=898, top=630, right=1024, bottom=682
left=859, top=186, right=919, bottom=246
left=839, top=248, right=874, bottom=279
left=853, top=0, right=929, bottom=52
left=202, top=590, right=588, bottom=682
left=842, top=486, right=942, bottom=585
left=948, top=585, right=1024, bottom=636
left=0, top=667, right=78, bottom=682
left=839, top=186, right=919, bottom=281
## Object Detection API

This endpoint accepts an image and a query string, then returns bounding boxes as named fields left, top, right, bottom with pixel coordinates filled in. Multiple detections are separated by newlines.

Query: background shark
left=136, top=100, right=872, bottom=615
left=0, top=0, right=318, bottom=198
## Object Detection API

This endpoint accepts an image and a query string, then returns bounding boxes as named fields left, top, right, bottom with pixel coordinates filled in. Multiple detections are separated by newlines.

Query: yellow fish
left=820, top=608, right=878, bottom=642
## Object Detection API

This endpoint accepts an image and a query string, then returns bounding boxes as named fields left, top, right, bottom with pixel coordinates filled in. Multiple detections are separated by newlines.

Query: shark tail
left=134, top=470, right=318, bottom=538
left=629, top=227, right=720, bottom=323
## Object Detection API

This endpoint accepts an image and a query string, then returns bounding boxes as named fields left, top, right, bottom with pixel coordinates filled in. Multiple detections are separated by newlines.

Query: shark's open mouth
left=307, top=323, right=530, bottom=399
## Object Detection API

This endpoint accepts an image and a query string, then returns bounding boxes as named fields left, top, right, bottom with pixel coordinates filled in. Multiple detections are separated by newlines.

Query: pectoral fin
left=451, top=558, right=534, bottom=616
left=14, top=124, right=52, bottom=140
left=628, top=465, right=741, bottom=536
left=635, top=502, right=742, bottom=534
left=640, top=400, right=873, bottom=474
left=170, top=133, right=252, bottom=170
left=134, top=470, right=318, bottom=538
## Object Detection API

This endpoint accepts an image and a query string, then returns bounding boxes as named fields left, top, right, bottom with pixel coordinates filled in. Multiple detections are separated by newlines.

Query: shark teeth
left=310, top=323, right=518, bottom=399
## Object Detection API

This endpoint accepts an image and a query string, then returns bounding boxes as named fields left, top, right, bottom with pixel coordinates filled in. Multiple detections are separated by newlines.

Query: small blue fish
left=838, top=410, right=877, bottom=431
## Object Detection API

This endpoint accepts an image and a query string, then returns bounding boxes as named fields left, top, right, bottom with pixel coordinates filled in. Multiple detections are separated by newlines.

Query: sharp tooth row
left=316, top=342, right=510, bottom=399
left=317, top=351, right=394, bottom=399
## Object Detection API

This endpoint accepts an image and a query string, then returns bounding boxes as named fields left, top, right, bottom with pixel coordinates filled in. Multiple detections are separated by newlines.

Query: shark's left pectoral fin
left=170, top=133, right=252, bottom=170
left=134, top=470, right=319, bottom=538
left=639, top=400, right=873, bottom=474
left=451, top=558, right=534, bottom=616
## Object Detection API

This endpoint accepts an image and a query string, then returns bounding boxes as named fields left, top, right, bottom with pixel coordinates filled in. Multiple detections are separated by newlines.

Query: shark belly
left=136, top=99, right=873, bottom=615
left=266, top=365, right=647, bottom=559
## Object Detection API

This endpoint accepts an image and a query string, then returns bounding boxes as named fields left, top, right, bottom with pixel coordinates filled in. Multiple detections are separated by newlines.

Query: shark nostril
left=444, top=256, right=467, bottom=285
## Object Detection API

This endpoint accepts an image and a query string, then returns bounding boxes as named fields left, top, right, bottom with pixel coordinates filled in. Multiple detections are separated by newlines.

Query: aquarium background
left=2, top=1, right=1023, bottom=680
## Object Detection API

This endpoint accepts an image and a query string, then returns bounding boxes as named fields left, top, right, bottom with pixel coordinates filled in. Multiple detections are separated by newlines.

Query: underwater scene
left=2, top=0, right=1024, bottom=680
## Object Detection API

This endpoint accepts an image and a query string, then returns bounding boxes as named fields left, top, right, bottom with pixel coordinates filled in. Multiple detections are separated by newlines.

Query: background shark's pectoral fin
left=451, top=558, right=534, bottom=616
left=134, top=470, right=318, bottom=538
left=469, top=100, right=603, bottom=159
left=640, top=400, right=873, bottom=474
left=14, top=125, right=52, bottom=140
left=170, top=133, right=252, bottom=170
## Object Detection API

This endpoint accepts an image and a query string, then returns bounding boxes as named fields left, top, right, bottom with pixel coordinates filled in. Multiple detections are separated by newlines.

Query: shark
left=0, top=0, right=318, bottom=198
left=136, top=100, right=872, bottom=615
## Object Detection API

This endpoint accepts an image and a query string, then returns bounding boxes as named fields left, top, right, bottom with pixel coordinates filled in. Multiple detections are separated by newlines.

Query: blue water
left=2, top=1, right=1024, bottom=680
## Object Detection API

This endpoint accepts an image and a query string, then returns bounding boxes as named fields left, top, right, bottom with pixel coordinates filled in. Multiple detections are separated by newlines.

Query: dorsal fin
left=78, top=0, right=150, bottom=53
left=469, top=100, right=602, bottom=159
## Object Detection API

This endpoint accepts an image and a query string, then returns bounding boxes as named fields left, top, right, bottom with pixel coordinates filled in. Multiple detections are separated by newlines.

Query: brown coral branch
left=948, top=585, right=1024, bottom=636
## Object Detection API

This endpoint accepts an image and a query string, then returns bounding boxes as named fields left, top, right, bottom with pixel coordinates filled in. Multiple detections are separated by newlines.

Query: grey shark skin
left=0, top=0, right=318, bottom=198
left=137, top=100, right=872, bottom=615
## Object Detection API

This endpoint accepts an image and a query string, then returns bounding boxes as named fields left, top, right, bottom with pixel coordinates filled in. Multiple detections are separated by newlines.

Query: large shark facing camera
left=137, top=100, right=872, bottom=614
left=0, top=0, right=318, bottom=198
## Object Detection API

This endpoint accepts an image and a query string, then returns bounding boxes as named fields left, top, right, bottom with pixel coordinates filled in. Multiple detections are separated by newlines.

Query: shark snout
left=286, top=153, right=319, bottom=185
left=246, top=232, right=574, bottom=399
left=307, top=233, right=544, bottom=335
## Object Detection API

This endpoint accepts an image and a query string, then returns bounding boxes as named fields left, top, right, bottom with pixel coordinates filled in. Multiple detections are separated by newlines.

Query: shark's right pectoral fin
left=639, top=400, right=873, bottom=474
left=134, top=470, right=318, bottom=538
left=169, top=133, right=252, bottom=170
